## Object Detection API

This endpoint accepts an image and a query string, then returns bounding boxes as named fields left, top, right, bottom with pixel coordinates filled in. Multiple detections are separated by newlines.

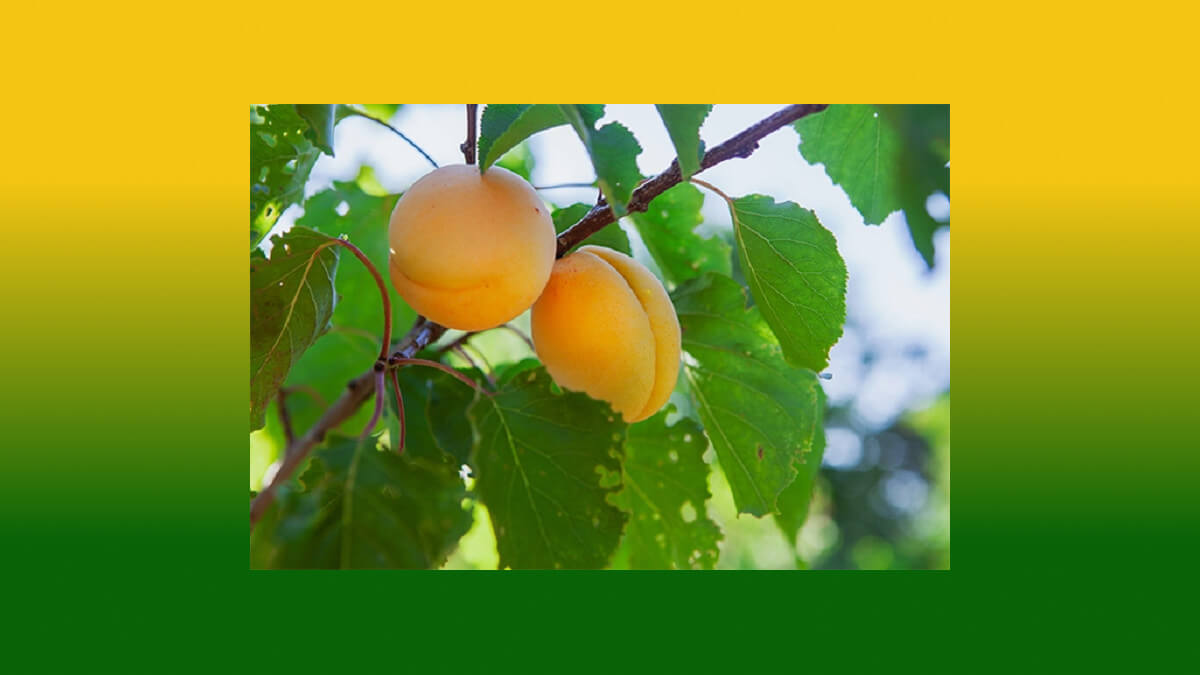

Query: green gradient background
left=5, top=93, right=1198, bottom=665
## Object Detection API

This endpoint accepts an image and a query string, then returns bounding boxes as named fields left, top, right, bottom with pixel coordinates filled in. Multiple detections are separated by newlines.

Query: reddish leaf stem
left=389, top=357, right=491, bottom=396
left=332, top=238, right=391, bottom=361
left=390, top=368, right=406, bottom=454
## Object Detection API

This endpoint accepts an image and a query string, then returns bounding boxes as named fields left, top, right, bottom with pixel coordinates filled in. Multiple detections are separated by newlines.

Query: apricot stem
left=461, top=104, right=478, bottom=165
left=331, top=239, right=392, bottom=362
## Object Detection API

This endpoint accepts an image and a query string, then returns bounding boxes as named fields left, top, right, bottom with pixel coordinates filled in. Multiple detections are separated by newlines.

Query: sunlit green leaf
left=552, top=202, right=631, bottom=256
left=494, top=141, right=536, bottom=181
left=655, top=104, right=711, bottom=179
left=250, top=105, right=322, bottom=247
left=774, top=386, right=826, bottom=552
left=673, top=273, right=823, bottom=516
left=722, top=194, right=846, bottom=371
left=478, top=104, right=569, bottom=171
left=612, top=409, right=721, bottom=569
left=250, top=227, right=340, bottom=430
left=630, top=183, right=729, bottom=287
left=560, top=105, right=643, bottom=217
left=295, top=104, right=336, bottom=155
left=469, top=367, right=627, bottom=569
left=795, top=104, right=949, bottom=267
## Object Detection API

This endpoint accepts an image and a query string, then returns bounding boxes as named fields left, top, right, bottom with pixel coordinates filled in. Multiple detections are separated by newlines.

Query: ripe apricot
left=531, top=245, right=681, bottom=423
left=388, top=165, right=555, bottom=331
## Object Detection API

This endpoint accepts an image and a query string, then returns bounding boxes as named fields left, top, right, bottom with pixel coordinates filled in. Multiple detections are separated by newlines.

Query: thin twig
left=555, top=104, right=828, bottom=256
left=451, top=345, right=492, bottom=388
left=390, top=357, right=491, bottom=395
left=436, top=324, right=533, bottom=354
left=435, top=331, right=477, bottom=355
left=461, top=104, right=478, bottom=164
left=344, top=110, right=439, bottom=169
left=455, top=344, right=497, bottom=390
left=534, top=182, right=597, bottom=190
left=276, top=390, right=295, bottom=446
left=499, top=324, right=535, bottom=351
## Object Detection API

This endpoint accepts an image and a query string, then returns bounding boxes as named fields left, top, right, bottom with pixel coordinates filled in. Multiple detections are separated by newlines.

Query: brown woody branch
left=250, top=317, right=445, bottom=527
left=555, top=103, right=827, bottom=256
left=250, top=104, right=826, bottom=528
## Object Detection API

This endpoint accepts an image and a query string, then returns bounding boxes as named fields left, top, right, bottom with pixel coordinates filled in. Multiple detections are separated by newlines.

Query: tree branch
left=555, top=103, right=827, bottom=256
left=250, top=104, right=825, bottom=528
left=250, top=317, right=446, bottom=527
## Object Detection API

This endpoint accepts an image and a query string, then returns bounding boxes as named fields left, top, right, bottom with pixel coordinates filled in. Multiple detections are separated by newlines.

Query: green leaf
left=250, top=227, right=340, bottom=430
left=251, top=435, right=472, bottom=569
left=774, top=386, right=826, bottom=551
left=295, top=104, right=336, bottom=155
left=250, top=105, right=322, bottom=247
left=469, top=367, right=628, bottom=569
left=612, top=409, right=721, bottom=569
left=794, top=104, right=949, bottom=267
left=552, top=203, right=631, bottom=256
left=655, top=104, right=711, bottom=179
left=361, top=104, right=402, bottom=122
left=293, top=179, right=410, bottom=335
left=477, top=104, right=569, bottom=171
left=386, top=360, right=483, bottom=466
left=880, top=105, right=950, bottom=267
left=630, top=183, right=730, bottom=287
left=271, top=181, right=416, bottom=439
left=672, top=273, right=824, bottom=517
left=722, top=194, right=846, bottom=371
left=494, top=141, right=536, bottom=181
left=560, top=105, right=643, bottom=217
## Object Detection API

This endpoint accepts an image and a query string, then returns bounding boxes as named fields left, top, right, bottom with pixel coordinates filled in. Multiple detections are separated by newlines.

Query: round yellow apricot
left=531, top=245, right=681, bottom=423
left=388, top=164, right=555, bottom=331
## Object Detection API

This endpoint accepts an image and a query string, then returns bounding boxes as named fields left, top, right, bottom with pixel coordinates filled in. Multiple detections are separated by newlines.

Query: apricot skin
left=531, top=245, right=681, bottom=423
left=388, top=165, right=555, bottom=331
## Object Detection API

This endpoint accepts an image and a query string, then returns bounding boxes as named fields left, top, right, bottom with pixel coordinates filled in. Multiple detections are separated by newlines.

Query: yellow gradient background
left=1, top=1, right=1197, bottom=665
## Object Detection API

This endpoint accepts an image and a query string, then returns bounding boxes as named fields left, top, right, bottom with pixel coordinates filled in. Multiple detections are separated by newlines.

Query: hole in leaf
left=680, top=502, right=697, bottom=523
left=925, top=191, right=950, bottom=222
